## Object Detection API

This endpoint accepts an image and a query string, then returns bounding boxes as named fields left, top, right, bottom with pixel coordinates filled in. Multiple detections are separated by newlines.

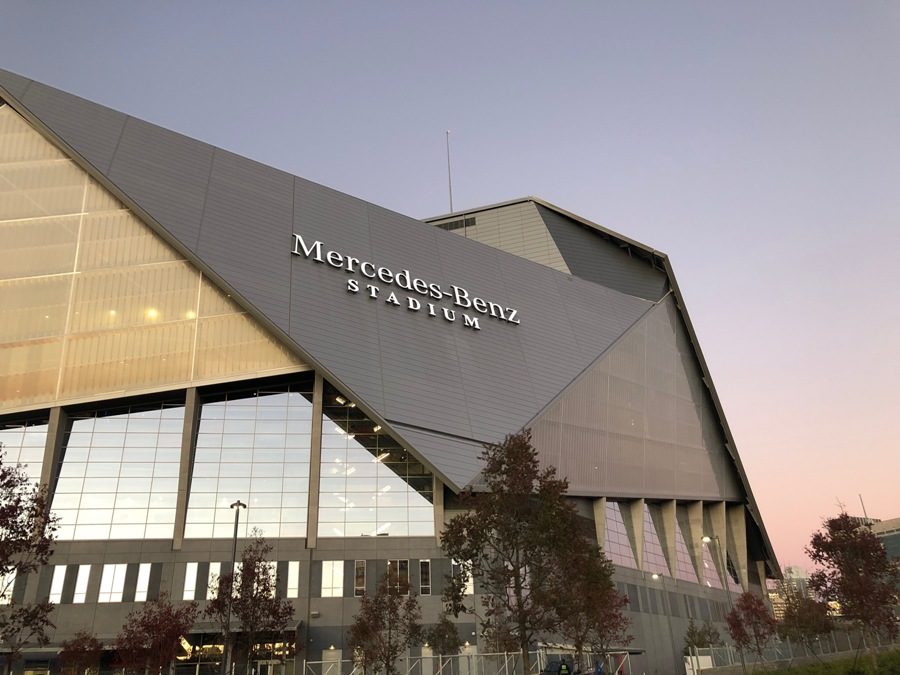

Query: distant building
left=872, top=517, right=900, bottom=560
left=768, top=566, right=810, bottom=620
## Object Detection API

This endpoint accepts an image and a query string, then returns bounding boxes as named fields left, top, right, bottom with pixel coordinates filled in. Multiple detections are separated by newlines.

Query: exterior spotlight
left=702, top=535, right=713, bottom=543
left=335, top=395, right=347, bottom=404
left=652, top=573, right=660, bottom=580
left=373, top=425, right=382, bottom=432
left=328, top=645, right=335, bottom=650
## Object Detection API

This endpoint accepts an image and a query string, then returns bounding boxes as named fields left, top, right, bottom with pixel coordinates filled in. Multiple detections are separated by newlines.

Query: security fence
left=686, top=630, right=900, bottom=672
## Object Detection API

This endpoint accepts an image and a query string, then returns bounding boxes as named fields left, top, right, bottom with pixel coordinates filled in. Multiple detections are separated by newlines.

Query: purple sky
left=2, top=2, right=898, bottom=570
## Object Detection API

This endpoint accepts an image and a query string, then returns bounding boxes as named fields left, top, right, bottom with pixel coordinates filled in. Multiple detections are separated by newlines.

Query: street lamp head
left=652, top=573, right=661, bottom=580
left=702, top=535, right=713, bottom=544
left=231, top=500, right=247, bottom=510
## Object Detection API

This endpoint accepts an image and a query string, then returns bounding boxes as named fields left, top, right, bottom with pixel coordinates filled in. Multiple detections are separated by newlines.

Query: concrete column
left=706, top=501, right=727, bottom=587
left=727, top=503, right=749, bottom=591
left=39, top=406, right=67, bottom=495
left=306, top=373, right=324, bottom=549
left=592, top=497, right=607, bottom=549
left=623, top=499, right=645, bottom=571
left=173, top=387, right=200, bottom=550
left=655, top=500, right=677, bottom=577
left=685, top=501, right=704, bottom=585
left=433, top=476, right=445, bottom=545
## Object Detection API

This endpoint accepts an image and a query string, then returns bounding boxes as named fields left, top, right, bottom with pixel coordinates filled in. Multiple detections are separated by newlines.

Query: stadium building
left=0, top=68, right=779, bottom=675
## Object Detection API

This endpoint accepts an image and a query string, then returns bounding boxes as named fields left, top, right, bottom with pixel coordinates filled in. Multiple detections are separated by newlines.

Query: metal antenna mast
left=445, top=130, right=454, bottom=214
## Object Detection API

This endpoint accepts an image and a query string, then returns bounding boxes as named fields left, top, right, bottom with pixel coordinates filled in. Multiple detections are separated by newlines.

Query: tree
left=725, top=592, right=776, bottom=663
left=554, top=546, right=631, bottom=671
left=114, top=592, right=198, bottom=675
left=777, top=585, right=832, bottom=656
left=423, top=614, right=463, bottom=673
left=58, top=630, right=103, bottom=675
left=347, top=570, right=422, bottom=675
left=806, top=512, right=900, bottom=656
left=205, top=533, right=295, bottom=675
left=0, top=444, right=58, bottom=675
left=683, top=617, right=723, bottom=656
left=440, top=430, right=586, bottom=674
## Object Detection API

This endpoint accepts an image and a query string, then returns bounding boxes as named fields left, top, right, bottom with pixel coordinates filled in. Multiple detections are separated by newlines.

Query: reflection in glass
left=52, top=399, right=185, bottom=540
left=318, top=384, right=433, bottom=538
left=701, top=540, right=723, bottom=589
left=184, top=378, right=313, bottom=539
left=642, top=504, right=670, bottom=576
left=673, top=519, right=699, bottom=584
left=604, top=501, right=637, bottom=568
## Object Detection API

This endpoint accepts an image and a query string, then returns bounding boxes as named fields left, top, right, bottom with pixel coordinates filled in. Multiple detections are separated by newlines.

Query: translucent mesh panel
left=604, top=501, right=637, bottom=568
left=0, top=106, right=305, bottom=411
left=0, top=215, right=79, bottom=280
left=0, top=106, right=66, bottom=162
left=642, top=504, right=670, bottom=576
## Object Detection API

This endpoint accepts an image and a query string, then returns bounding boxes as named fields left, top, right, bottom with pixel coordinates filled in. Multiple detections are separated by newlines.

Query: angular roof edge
left=426, top=196, right=669, bottom=268
left=427, top=197, right=780, bottom=578
left=0, top=72, right=463, bottom=493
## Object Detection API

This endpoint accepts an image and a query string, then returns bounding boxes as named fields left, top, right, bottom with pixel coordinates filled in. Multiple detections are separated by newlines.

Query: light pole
left=651, top=573, right=681, bottom=675
left=222, top=500, right=247, bottom=675
left=702, top=534, right=746, bottom=675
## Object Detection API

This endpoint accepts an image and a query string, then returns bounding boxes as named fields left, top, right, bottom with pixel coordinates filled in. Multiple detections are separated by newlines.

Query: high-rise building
left=0, top=68, right=779, bottom=675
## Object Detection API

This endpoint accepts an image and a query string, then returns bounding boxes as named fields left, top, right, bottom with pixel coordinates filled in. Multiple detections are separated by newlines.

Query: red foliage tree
left=807, top=512, right=900, bottom=648
left=777, top=587, right=833, bottom=655
left=347, top=571, right=422, bottom=675
left=726, top=592, right=776, bottom=663
left=58, top=630, right=103, bottom=675
left=115, top=593, right=198, bottom=675
left=204, top=533, right=295, bottom=674
left=0, top=444, right=58, bottom=675
left=554, top=546, right=631, bottom=670
left=440, top=430, right=585, bottom=674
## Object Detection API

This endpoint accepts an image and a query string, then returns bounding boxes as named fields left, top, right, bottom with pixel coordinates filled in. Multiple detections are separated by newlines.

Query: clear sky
left=2, top=1, right=898, bottom=570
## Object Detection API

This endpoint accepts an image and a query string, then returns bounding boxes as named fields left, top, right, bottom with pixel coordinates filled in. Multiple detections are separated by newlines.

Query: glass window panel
left=98, top=563, right=127, bottom=603
left=604, top=501, right=638, bottom=569
left=73, top=564, right=91, bottom=603
left=0, top=419, right=48, bottom=482
left=674, top=518, right=699, bottom=583
left=642, top=504, right=671, bottom=577
left=185, top=379, right=313, bottom=538
left=135, top=562, right=152, bottom=602
left=49, top=566, right=66, bottom=603
left=52, top=400, right=184, bottom=540
left=183, top=562, right=198, bottom=601
left=318, top=384, right=433, bottom=539
left=321, top=561, right=343, bottom=597
left=287, top=561, right=300, bottom=598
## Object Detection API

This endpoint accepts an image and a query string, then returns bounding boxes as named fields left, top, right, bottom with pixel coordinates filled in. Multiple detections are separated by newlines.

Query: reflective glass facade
left=642, top=504, right=670, bottom=576
left=185, top=379, right=313, bottom=538
left=604, top=501, right=637, bottom=568
left=52, top=400, right=184, bottom=540
left=318, top=385, right=433, bottom=538
left=673, top=518, right=699, bottom=583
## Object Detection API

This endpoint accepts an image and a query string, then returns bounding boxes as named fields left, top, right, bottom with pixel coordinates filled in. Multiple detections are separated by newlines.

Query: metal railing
left=687, top=630, right=900, bottom=671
